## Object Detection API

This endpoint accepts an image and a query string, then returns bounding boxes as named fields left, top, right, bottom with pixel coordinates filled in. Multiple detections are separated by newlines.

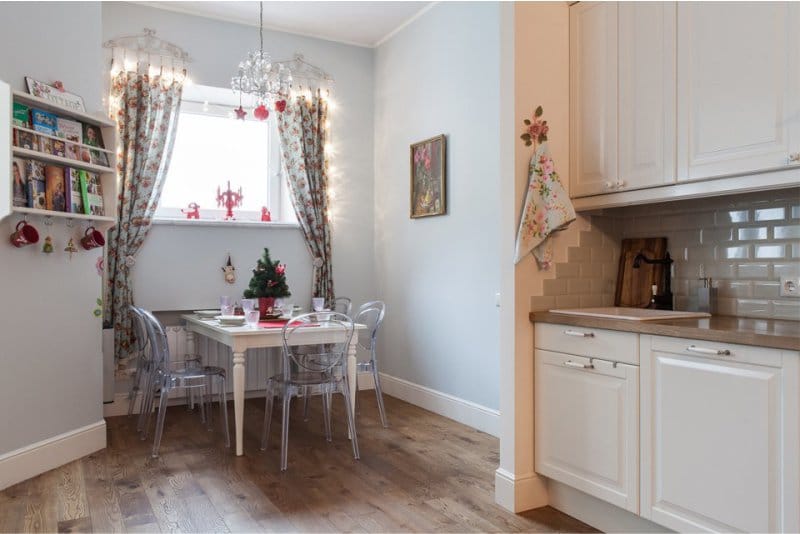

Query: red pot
left=258, top=297, right=275, bottom=319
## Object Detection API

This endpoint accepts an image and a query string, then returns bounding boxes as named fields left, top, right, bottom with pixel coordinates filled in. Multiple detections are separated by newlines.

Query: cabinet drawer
left=649, top=335, right=785, bottom=368
left=535, top=322, right=639, bottom=365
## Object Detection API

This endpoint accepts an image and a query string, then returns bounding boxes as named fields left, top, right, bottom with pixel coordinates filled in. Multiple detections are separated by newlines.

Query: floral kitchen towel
left=514, top=142, right=576, bottom=269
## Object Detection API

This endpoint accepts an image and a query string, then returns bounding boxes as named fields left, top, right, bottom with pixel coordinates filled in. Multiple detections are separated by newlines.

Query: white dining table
left=181, top=314, right=366, bottom=456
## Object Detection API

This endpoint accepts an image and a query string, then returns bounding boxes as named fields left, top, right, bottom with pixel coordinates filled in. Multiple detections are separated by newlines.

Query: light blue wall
left=0, top=2, right=105, bottom=455
left=374, top=2, right=503, bottom=410
left=103, top=2, right=377, bottom=315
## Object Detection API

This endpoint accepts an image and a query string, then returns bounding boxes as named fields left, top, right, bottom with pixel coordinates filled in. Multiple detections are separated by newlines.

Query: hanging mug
left=80, top=226, right=105, bottom=250
left=10, top=221, right=39, bottom=247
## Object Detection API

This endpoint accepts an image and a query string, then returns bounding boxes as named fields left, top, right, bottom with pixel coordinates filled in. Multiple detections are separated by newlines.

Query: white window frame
left=154, top=84, right=296, bottom=225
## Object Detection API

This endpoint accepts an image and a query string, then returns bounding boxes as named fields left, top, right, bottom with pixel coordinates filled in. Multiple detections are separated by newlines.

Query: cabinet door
left=0, top=79, right=10, bottom=221
left=535, top=350, right=639, bottom=513
left=569, top=2, right=618, bottom=198
left=618, top=2, right=676, bottom=191
left=641, top=336, right=800, bottom=532
left=677, top=2, right=800, bottom=181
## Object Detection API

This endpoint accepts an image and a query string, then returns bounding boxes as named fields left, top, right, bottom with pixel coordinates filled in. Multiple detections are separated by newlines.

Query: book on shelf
left=78, top=146, right=92, bottom=164
left=89, top=149, right=109, bottom=167
left=26, top=161, right=46, bottom=210
left=45, top=165, right=66, bottom=212
left=79, top=170, right=104, bottom=216
left=12, top=157, right=28, bottom=207
left=65, top=142, right=79, bottom=161
left=13, top=103, right=31, bottom=128
left=65, top=168, right=84, bottom=214
left=82, top=123, right=105, bottom=149
left=52, top=139, right=66, bottom=158
left=56, top=117, right=82, bottom=143
left=31, top=108, right=58, bottom=136
left=38, top=136, right=52, bottom=154
left=15, top=130, right=37, bottom=150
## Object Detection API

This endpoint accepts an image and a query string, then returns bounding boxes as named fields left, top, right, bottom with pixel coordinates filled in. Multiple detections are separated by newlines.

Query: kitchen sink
left=549, top=307, right=711, bottom=321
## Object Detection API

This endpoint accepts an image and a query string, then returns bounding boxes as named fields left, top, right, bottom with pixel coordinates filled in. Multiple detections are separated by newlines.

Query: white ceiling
left=143, top=1, right=433, bottom=47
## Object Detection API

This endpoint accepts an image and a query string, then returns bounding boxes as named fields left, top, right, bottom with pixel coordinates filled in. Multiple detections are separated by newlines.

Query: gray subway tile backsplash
left=595, top=188, right=800, bottom=321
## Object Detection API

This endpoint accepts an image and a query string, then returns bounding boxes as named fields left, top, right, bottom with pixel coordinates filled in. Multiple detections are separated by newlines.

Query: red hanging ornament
left=254, top=104, right=269, bottom=121
left=274, top=99, right=287, bottom=113
left=234, top=106, right=247, bottom=120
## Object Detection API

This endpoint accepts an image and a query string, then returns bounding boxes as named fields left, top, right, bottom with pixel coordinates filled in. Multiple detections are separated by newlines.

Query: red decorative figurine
left=261, top=207, right=272, bottom=222
left=217, top=181, right=243, bottom=220
left=181, top=202, right=200, bottom=219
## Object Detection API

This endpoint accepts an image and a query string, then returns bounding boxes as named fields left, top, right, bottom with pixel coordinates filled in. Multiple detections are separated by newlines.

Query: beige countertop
left=530, top=312, right=800, bottom=351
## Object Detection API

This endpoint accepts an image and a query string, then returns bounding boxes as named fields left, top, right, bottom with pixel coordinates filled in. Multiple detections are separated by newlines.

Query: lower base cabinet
left=640, top=335, right=800, bottom=533
left=534, top=325, right=640, bottom=513
left=535, top=323, right=800, bottom=533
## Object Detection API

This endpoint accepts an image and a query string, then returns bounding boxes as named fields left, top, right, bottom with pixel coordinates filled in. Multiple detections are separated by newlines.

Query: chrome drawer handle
left=564, top=330, right=594, bottom=338
left=687, top=345, right=731, bottom=356
left=564, top=360, right=594, bottom=369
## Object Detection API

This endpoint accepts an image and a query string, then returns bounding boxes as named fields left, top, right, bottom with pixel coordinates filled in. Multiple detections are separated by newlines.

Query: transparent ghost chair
left=330, top=296, right=353, bottom=317
left=136, top=308, right=230, bottom=457
left=351, top=301, right=388, bottom=427
left=127, top=305, right=153, bottom=418
left=261, top=312, right=360, bottom=471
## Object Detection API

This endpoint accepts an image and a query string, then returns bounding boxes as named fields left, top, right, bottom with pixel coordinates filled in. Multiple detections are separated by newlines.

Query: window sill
left=152, top=217, right=300, bottom=229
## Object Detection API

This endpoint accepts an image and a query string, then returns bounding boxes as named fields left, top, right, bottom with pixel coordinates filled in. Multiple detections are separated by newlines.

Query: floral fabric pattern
left=105, top=70, right=183, bottom=367
left=514, top=142, right=576, bottom=269
left=276, top=92, right=335, bottom=302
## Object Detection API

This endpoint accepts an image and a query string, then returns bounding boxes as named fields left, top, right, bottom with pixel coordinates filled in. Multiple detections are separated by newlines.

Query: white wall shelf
left=12, top=147, right=114, bottom=174
left=3, top=81, right=118, bottom=224
left=13, top=125, right=114, bottom=155
left=11, top=206, right=115, bottom=224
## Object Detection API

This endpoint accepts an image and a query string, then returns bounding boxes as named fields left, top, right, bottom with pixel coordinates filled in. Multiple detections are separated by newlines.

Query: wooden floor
left=0, top=393, right=598, bottom=533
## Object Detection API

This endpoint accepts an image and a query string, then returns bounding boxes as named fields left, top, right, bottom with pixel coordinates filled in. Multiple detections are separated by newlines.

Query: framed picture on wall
left=410, top=134, right=446, bottom=218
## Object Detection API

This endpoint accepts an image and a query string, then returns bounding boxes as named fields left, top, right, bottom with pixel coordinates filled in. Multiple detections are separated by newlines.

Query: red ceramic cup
left=80, top=226, right=106, bottom=250
left=9, top=221, right=39, bottom=247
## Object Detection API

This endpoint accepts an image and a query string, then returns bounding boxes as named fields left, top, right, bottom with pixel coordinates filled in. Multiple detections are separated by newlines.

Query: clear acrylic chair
left=127, top=305, right=152, bottom=417
left=331, top=296, right=353, bottom=317
left=352, top=301, right=388, bottom=427
left=261, top=312, right=360, bottom=471
left=137, top=308, right=230, bottom=458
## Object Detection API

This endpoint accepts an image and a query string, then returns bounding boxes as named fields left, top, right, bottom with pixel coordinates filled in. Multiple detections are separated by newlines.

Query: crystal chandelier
left=231, top=2, right=292, bottom=107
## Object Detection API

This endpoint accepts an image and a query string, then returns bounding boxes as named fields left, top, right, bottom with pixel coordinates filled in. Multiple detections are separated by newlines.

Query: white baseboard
left=377, top=373, right=500, bottom=437
left=0, top=420, right=106, bottom=491
left=494, top=467, right=548, bottom=512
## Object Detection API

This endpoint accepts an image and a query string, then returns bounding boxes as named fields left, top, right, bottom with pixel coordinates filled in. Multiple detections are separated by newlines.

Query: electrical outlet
left=780, top=277, right=800, bottom=298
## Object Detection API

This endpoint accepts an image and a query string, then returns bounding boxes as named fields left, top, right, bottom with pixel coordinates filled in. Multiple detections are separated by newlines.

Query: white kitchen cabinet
left=569, top=2, right=617, bottom=197
left=535, top=324, right=639, bottom=513
left=676, top=2, right=800, bottom=182
left=618, top=2, right=676, bottom=191
left=640, top=335, right=800, bottom=533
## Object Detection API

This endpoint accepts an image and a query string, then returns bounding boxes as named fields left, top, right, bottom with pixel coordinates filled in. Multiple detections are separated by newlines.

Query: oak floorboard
left=0, top=394, right=599, bottom=533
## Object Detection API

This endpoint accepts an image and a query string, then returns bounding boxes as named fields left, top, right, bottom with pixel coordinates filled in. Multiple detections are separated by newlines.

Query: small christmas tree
left=243, top=248, right=292, bottom=299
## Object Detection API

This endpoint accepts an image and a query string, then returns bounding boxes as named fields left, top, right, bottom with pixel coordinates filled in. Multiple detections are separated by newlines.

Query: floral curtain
left=105, top=70, right=184, bottom=364
left=276, top=91, right=335, bottom=302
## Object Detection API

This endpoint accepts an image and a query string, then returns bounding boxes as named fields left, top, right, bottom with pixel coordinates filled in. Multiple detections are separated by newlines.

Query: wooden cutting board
left=615, top=237, right=668, bottom=308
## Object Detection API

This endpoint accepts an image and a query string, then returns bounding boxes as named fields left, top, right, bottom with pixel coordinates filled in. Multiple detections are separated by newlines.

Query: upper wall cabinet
left=568, top=2, right=800, bottom=209
left=569, top=2, right=618, bottom=197
left=676, top=2, right=800, bottom=182
left=618, top=3, right=676, bottom=191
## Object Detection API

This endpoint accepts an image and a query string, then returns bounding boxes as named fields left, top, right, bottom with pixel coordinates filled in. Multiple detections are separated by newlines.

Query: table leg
left=233, top=351, right=246, bottom=456
left=347, top=332, right=358, bottom=439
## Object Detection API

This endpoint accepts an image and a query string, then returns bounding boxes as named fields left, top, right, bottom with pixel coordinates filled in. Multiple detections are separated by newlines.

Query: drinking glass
left=219, top=296, right=232, bottom=308
left=221, top=304, right=234, bottom=316
left=245, top=310, right=260, bottom=328
left=312, top=297, right=325, bottom=312
left=241, top=299, right=256, bottom=312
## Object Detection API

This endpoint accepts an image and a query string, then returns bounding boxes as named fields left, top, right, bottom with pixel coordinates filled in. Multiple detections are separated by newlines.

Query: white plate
left=194, top=310, right=220, bottom=318
left=215, top=315, right=246, bottom=325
